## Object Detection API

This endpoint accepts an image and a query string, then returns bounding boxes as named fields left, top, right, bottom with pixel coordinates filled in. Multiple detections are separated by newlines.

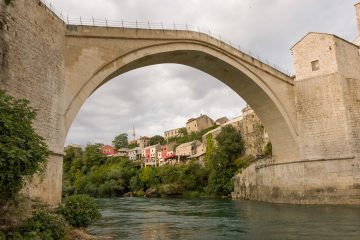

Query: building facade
left=137, top=136, right=150, bottom=149
left=176, top=140, right=202, bottom=158
left=186, top=114, right=214, bottom=134
left=114, top=148, right=129, bottom=157
left=215, top=117, right=229, bottom=126
left=142, top=144, right=161, bottom=166
left=202, top=106, right=269, bottom=157
left=128, top=147, right=142, bottom=161
left=164, top=128, right=183, bottom=141
left=100, top=145, right=117, bottom=156
left=239, top=106, right=269, bottom=156
left=158, top=142, right=177, bottom=165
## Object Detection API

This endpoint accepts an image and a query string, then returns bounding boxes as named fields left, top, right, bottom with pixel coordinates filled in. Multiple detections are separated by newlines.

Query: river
left=87, top=197, right=360, bottom=240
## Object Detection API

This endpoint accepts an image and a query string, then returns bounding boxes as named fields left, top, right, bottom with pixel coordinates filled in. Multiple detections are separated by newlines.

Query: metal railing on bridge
left=39, top=0, right=291, bottom=76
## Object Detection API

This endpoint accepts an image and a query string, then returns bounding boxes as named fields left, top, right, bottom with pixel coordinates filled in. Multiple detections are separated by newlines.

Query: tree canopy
left=215, top=125, right=244, bottom=160
left=112, top=133, right=128, bottom=149
left=149, top=135, right=165, bottom=146
left=206, top=125, right=244, bottom=196
left=0, top=90, right=48, bottom=201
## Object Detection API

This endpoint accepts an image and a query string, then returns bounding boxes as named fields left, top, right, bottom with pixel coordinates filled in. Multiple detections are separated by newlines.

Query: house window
left=311, top=60, right=320, bottom=71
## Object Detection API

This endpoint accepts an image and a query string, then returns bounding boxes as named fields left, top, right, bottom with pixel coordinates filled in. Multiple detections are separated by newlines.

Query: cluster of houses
left=98, top=105, right=269, bottom=167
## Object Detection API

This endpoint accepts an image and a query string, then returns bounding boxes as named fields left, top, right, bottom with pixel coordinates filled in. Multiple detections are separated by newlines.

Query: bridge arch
left=64, top=35, right=299, bottom=163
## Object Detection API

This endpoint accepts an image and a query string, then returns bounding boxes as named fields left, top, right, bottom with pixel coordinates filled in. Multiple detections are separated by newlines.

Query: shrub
left=183, top=191, right=201, bottom=198
left=159, top=184, right=184, bottom=196
left=133, top=190, right=145, bottom=197
left=235, top=155, right=255, bottom=170
left=0, top=90, right=48, bottom=201
left=15, top=211, right=67, bottom=240
left=59, top=195, right=101, bottom=228
left=130, top=175, right=142, bottom=191
left=264, top=142, right=272, bottom=156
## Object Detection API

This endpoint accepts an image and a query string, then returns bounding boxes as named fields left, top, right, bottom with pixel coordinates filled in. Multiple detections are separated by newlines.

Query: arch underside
left=65, top=42, right=300, bottom=163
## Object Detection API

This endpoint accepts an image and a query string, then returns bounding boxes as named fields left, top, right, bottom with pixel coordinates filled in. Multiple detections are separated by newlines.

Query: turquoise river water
left=87, top=197, right=360, bottom=240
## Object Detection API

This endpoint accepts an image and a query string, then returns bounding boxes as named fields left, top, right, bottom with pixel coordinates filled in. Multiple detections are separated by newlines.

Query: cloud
left=57, top=0, right=358, bottom=146
left=66, top=64, right=245, bottom=146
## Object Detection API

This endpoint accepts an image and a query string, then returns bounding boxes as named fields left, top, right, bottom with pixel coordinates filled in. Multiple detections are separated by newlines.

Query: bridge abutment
left=232, top=157, right=360, bottom=204
left=233, top=32, right=360, bottom=204
left=0, top=0, right=66, bottom=203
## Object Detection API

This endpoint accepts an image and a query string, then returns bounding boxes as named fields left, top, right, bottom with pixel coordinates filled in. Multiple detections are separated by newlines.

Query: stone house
left=186, top=114, right=214, bottom=134
left=164, top=128, right=184, bottom=141
left=238, top=106, right=269, bottom=157
left=202, top=106, right=269, bottom=157
left=187, top=142, right=207, bottom=165
left=215, top=117, right=229, bottom=126
left=176, top=140, right=202, bottom=159
left=137, top=136, right=150, bottom=148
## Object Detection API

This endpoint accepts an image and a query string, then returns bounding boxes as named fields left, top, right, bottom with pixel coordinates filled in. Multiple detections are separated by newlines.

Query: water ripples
left=88, top=197, right=360, bottom=240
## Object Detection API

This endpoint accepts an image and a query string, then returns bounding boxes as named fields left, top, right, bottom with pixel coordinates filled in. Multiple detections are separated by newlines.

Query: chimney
left=355, top=3, right=360, bottom=34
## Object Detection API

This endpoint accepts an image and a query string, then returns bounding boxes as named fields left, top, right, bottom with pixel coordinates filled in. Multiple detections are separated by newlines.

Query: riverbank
left=0, top=195, right=102, bottom=240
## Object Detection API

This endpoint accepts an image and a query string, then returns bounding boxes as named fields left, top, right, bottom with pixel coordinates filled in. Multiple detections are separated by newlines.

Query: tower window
left=311, top=60, right=320, bottom=71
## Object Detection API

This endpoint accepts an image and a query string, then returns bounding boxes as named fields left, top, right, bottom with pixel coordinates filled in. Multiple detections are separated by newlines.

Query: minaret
left=132, top=124, right=136, bottom=141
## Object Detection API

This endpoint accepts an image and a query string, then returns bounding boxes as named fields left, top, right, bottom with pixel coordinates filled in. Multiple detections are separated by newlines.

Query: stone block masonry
left=0, top=0, right=66, bottom=203
left=1, top=0, right=360, bottom=204
left=233, top=31, right=360, bottom=204
left=232, top=157, right=360, bottom=204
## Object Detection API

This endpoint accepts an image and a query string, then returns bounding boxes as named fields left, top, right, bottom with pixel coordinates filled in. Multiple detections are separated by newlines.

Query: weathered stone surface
left=145, top=188, right=159, bottom=198
left=0, top=0, right=66, bottom=203
left=1, top=0, right=360, bottom=204
left=233, top=158, right=360, bottom=204
left=123, top=192, right=134, bottom=197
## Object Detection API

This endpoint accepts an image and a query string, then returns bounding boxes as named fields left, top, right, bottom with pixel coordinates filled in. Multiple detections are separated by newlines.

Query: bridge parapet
left=39, top=0, right=292, bottom=84
left=66, top=25, right=294, bottom=86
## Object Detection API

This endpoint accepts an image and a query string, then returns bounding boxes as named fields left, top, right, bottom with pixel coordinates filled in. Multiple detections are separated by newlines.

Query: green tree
left=139, top=167, right=159, bottom=189
left=128, top=142, right=139, bottom=149
left=0, top=90, right=48, bottom=201
left=206, top=150, right=236, bottom=196
left=149, top=135, right=165, bottom=146
left=178, top=127, right=188, bottom=136
left=112, top=133, right=128, bottom=149
left=205, top=134, right=215, bottom=163
left=63, top=146, right=83, bottom=182
left=83, top=143, right=106, bottom=172
left=206, top=125, right=244, bottom=196
left=216, top=125, right=244, bottom=160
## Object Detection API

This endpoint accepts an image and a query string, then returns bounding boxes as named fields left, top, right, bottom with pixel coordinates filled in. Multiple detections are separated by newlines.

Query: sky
left=52, top=0, right=359, bottom=146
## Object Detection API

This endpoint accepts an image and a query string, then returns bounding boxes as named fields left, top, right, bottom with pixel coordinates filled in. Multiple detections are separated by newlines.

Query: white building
left=128, top=147, right=142, bottom=161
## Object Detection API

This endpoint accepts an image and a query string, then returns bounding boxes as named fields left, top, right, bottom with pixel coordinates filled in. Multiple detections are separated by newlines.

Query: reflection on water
left=87, top=197, right=360, bottom=240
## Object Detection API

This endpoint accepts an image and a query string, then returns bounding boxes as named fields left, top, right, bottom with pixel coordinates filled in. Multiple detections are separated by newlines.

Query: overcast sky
left=53, top=0, right=359, bottom=146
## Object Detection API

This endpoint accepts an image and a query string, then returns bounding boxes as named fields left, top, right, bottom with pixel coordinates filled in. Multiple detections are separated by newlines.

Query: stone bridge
left=1, top=0, right=359, bottom=204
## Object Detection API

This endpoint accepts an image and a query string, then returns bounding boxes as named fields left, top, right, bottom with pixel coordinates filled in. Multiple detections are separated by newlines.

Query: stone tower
left=353, top=2, right=360, bottom=45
